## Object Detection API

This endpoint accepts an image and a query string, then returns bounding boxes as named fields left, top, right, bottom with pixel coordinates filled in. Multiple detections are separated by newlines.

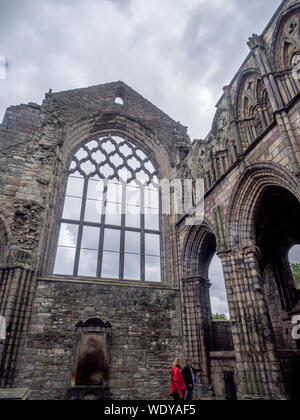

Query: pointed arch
left=182, top=220, right=216, bottom=279
left=51, top=133, right=162, bottom=282
left=271, top=3, right=300, bottom=71
left=234, top=69, right=273, bottom=147
left=226, top=162, right=300, bottom=250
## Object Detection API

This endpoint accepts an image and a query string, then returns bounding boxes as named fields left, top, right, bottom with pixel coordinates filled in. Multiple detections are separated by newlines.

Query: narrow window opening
left=209, top=254, right=230, bottom=320
left=289, top=245, right=300, bottom=290
left=115, top=97, right=124, bottom=105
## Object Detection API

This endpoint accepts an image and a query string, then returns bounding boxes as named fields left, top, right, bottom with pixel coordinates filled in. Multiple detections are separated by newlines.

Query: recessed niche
left=71, top=319, right=112, bottom=388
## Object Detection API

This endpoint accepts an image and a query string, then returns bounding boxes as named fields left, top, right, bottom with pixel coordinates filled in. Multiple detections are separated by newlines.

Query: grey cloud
left=105, top=0, right=132, bottom=12
left=0, top=0, right=282, bottom=139
left=289, top=245, right=300, bottom=264
left=0, top=0, right=284, bottom=306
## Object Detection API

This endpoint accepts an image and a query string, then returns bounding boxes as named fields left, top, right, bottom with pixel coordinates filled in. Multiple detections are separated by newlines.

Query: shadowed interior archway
left=255, top=185, right=300, bottom=400
left=226, top=163, right=300, bottom=250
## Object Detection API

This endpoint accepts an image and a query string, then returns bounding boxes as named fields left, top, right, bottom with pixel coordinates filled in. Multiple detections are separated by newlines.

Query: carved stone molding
left=6, top=248, right=37, bottom=270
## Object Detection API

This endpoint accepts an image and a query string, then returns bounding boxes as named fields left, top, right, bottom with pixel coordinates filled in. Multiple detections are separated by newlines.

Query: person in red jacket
left=170, top=357, right=185, bottom=400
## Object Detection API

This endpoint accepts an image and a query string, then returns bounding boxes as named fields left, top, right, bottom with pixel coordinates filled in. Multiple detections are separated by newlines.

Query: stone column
left=218, top=247, right=286, bottom=399
left=0, top=249, right=37, bottom=387
left=181, top=276, right=212, bottom=388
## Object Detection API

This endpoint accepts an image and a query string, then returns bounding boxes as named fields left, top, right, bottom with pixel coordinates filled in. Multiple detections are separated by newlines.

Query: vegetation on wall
left=212, top=314, right=228, bottom=321
left=291, top=263, right=300, bottom=290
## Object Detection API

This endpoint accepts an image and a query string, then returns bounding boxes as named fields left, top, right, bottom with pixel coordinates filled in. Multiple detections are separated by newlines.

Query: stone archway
left=255, top=185, right=300, bottom=399
left=226, top=162, right=299, bottom=251
left=221, top=163, right=300, bottom=399
left=181, top=223, right=234, bottom=399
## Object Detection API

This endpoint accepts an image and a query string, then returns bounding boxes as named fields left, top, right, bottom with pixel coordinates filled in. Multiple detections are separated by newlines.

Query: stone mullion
left=256, top=106, right=268, bottom=130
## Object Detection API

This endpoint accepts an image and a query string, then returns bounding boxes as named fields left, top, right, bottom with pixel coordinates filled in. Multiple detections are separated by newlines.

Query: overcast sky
left=0, top=0, right=283, bottom=140
left=0, top=0, right=284, bottom=317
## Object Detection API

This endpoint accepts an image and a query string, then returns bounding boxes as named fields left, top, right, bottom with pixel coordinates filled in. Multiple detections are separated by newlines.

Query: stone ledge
left=38, top=275, right=180, bottom=291
left=209, top=351, right=236, bottom=359
left=0, top=388, right=31, bottom=400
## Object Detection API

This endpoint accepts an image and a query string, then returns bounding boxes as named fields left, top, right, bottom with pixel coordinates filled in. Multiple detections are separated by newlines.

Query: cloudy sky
left=0, top=0, right=285, bottom=317
left=0, top=0, right=283, bottom=140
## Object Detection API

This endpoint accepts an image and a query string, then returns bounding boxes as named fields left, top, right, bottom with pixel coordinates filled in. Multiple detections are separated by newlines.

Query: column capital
left=6, top=247, right=37, bottom=271
left=182, top=276, right=211, bottom=287
left=217, top=246, right=262, bottom=265
left=216, top=249, right=233, bottom=259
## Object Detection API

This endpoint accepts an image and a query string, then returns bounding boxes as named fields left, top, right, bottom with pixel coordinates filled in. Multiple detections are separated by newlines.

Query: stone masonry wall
left=14, top=279, right=183, bottom=400
left=211, top=321, right=234, bottom=352
left=209, top=353, right=237, bottom=399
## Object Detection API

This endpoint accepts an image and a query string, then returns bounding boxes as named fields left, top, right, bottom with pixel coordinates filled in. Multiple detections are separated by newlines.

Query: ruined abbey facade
left=0, top=0, right=300, bottom=400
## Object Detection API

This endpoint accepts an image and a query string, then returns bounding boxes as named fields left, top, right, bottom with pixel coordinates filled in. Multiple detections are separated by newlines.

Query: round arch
left=226, top=162, right=300, bottom=250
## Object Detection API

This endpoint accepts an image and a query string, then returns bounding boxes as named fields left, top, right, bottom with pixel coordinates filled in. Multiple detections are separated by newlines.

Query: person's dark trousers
left=185, top=385, right=193, bottom=401
left=171, top=390, right=182, bottom=401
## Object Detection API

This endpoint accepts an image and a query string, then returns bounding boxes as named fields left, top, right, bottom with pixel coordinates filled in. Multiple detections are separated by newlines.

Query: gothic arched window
left=54, top=135, right=161, bottom=282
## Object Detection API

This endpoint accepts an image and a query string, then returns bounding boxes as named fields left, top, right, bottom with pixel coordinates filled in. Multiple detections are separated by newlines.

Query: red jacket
left=170, top=366, right=185, bottom=397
